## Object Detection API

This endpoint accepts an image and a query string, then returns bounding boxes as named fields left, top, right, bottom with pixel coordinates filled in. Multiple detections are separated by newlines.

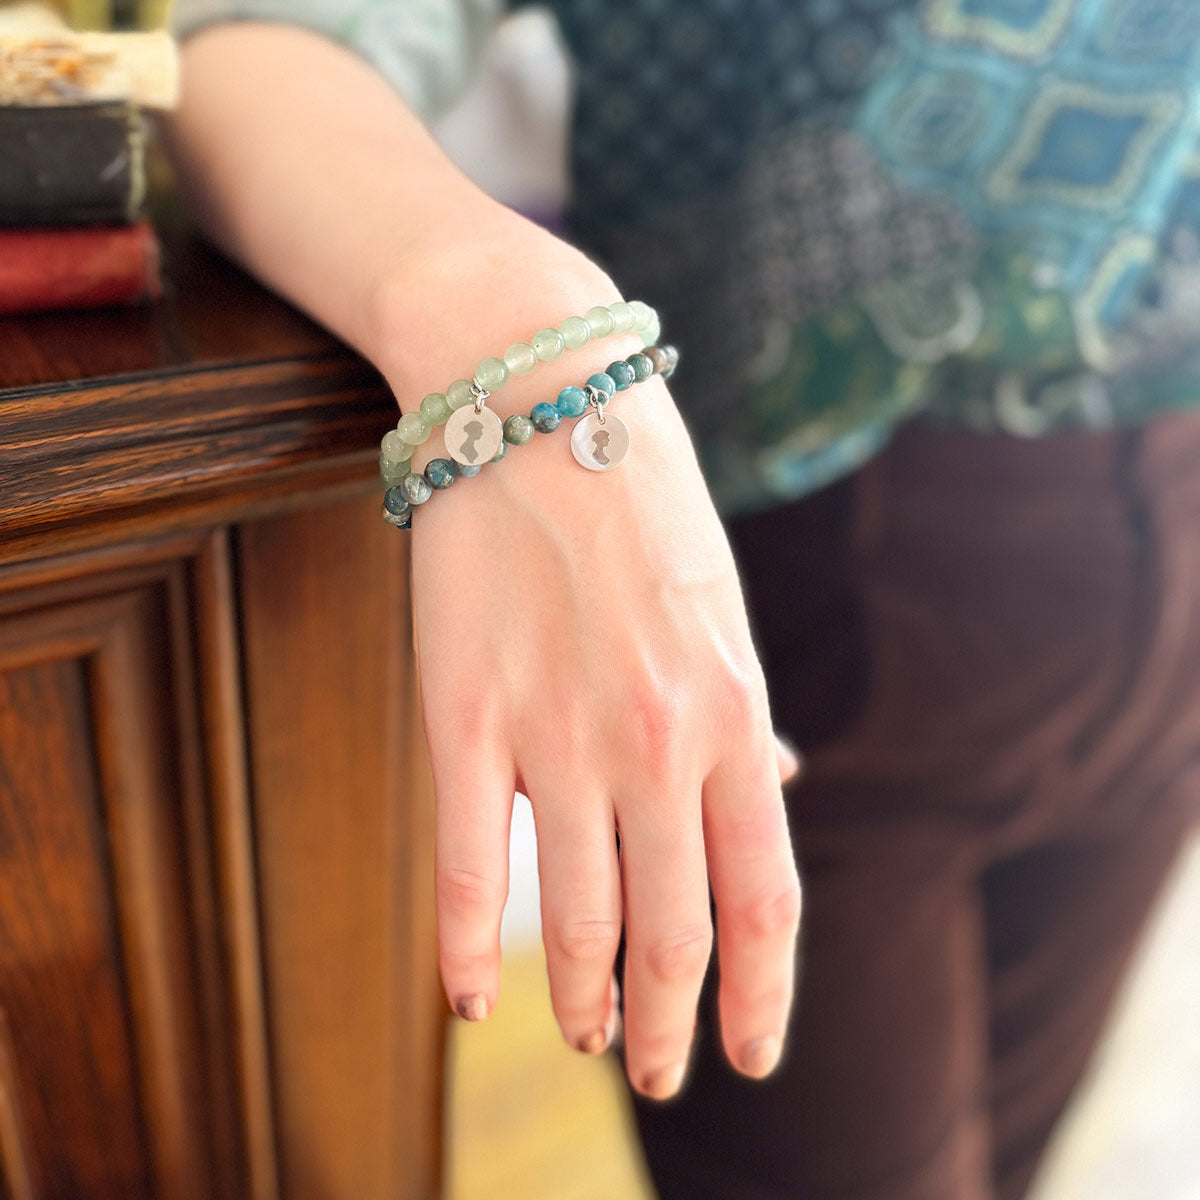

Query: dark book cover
left=0, top=220, right=161, bottom=314
left=0, top=101, right=146, bottom=225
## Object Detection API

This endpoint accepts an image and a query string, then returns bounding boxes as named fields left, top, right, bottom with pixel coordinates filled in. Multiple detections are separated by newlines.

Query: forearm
left=166, top=21, right=615, bottom=398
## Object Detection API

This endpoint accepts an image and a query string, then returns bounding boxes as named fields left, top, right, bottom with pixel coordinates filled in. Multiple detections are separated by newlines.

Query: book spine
left=0, top=101, right=146, bottom=225
left=0, top=221, right=162, bottom=315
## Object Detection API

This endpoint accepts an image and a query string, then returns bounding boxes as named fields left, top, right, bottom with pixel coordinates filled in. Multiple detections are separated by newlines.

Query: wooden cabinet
left=0, top=222, right=444, bottom=1200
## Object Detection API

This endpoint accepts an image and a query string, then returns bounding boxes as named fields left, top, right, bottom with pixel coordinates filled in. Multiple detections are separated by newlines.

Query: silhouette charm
left=571, top=411, right=629, bottom=471
left=445, top=404, right=503, bottom=467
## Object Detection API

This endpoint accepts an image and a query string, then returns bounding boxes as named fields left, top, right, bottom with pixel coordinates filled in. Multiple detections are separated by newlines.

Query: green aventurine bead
left=503, top=414, right=535, bottom=445
left=560, top=315, right=591, bottom=349
left=476, top=357, right=509, bottom=390
left=381, top=429, right=414, bottom=463
left=627, top=352, right=653, bottom=383
left=585, top=305, right=615, bottom=337
left=420, top=392, right=451, bottom=425
left=609, top=300, right=635, bottom=333
left=380, top=453, right=412, bottom=486
left=531, top=327, right=565, bottom=361
left=629, top=300, right=653, bottom=330
left=446, top=379, right=475, bottom=410
left=424, top=458, right=456, bottom=489
left=504, top=342, right=538, bottom=376
left=401, top=473, right=433, bottom=505
left=397, top=412, right=431, bottom=446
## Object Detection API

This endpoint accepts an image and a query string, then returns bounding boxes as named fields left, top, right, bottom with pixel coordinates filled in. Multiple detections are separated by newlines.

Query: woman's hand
left=380, top=232, right=803, bottom=1099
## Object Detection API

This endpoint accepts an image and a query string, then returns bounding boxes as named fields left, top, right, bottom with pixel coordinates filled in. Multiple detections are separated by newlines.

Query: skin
left=167, top=21, right=802, bottom=1098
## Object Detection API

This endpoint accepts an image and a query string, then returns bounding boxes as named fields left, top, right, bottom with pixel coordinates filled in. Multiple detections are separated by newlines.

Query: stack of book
left=0, top=1, right=179, bottom=316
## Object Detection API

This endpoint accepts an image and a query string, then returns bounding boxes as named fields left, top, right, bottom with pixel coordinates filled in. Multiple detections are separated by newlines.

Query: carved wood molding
left=0, top=353, right=397, bottom=562
left=0, top=535, right=278, bottom=1200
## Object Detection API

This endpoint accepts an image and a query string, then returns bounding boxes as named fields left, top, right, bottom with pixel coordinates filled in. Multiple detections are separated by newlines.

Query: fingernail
left=739, top=1035, right=782, bottom=1078
left=456, top=994, right=489, bottom=1022
left=577, top=1027, right=609, bottom=1055
left=640, top=1061, right=686, bottom=1100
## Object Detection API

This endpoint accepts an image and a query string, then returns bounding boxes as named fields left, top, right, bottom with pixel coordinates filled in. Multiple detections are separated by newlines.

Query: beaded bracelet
left=379, top=300, right=660, bottom=480
left=381, top=344, right=679, bottom=529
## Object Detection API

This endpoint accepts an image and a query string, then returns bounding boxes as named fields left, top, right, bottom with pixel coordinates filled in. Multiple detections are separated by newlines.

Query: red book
left=0, top=221, right=162, bottom=316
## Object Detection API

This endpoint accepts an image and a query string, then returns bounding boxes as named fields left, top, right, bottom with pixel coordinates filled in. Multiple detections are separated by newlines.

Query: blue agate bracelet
left=381, top=344, right=678, bottom=530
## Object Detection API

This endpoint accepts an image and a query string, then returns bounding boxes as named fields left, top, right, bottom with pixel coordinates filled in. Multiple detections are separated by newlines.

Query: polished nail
left=577, top=1027, right=608, bottom=1055
left=640, top=1061, right=686, bottom=1100
left=456, top=994, right=489, bottom=1022
left=739, top=1035, right=782, bottom=1078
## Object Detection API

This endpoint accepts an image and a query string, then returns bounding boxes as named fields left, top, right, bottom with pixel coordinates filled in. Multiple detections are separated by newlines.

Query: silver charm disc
left=445, top=404, right=503, bottom=467
left=571, top=411, right=629, bottom=471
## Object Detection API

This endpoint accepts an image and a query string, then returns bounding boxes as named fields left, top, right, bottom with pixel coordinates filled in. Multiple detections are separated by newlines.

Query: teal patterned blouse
left=173, top=0, right=1200, bottom=514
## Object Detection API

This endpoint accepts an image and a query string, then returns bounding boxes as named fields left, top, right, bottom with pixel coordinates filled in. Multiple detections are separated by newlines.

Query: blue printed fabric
left=530, top=0, right=1200, bottom=511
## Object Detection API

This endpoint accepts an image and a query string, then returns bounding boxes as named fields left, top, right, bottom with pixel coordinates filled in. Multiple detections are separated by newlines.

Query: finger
left=704, top=735, right=802, bottom=1079
left=432, top=736, right=516, bottom=1023
left=529, top=779, right=623, bottom=1054
left=775, top=733, right=802, bottom=785
left=619, top=786, right=713, bottom=1100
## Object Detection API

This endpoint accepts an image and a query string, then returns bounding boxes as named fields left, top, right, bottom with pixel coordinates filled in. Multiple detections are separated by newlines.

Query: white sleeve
left=170, top=0, right=503, bottom=121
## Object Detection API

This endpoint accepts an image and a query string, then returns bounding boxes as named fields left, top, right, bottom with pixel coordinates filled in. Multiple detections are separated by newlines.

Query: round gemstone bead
left=585, top=305, right=615, bottom=337
left=380, top=429, right=415, bottom=463
left=560, top=315, right=591, bottom=349
left=503, top=414, right=535, bottom=445
left=381, top=505, right=412, bottom=530
left=397, top=412, right=431, bottom=446
left=643, top=312, right=662, bottom=348
left=446, top=379, right=475, bottom=410
left=627, top=352, right=654, bottom=382
left=379, top=454, right=411, bottom=486
left=659, top=344, right=679, bottom=377
left=424, top=458, right=456, bottom=489
left=383, top=487, right=411, bottom=519
left=457, top=463, right=483, bottom=478
left=644, top=345, right=670, bottom=375
left=531, top=327, right=565, bottom=361
left=419, top=392, right=451, bottom=425
left=475, top=357, right=509, bottom=391
left=530, top=402, right=561, bottom=433
left=608, top=300, right=635, bottom=333
left=401, top=473, right=433, bottom=505
left=629, top=300, right=654, bottom=330
left=556, top=385, right=589, bottom=418
left=587, top=372, right=617, bottom=399
left=607, top=360, right=636, bottom=391
left=491, top=440, right=508, bottom=463
left=504, top=342, right=538, bottom=376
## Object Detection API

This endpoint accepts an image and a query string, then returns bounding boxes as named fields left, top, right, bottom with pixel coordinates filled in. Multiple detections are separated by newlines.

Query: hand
left=380, top=228, right=803, bottom=1099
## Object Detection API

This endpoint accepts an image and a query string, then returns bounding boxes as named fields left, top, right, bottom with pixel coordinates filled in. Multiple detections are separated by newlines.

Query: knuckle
left=552, top=918, right=623, bottom=965
left=644, top=923, right=714, bottom=984
left=719, top=663, right=767, bottom=732
left=437, top=864, right=504, bottom=921
left=729, top=881, right=803, bottom=942
left=627, top=682, right=685, bottom=775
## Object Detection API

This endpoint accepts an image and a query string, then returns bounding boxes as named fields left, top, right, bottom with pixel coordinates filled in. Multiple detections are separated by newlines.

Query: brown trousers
left=631, top=415, right=1200, bottom=1199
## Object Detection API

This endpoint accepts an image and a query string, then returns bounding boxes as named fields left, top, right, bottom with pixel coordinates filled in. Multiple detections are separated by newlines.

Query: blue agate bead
left=627, top=352, right=653, bottom=382
left=401, top=473, right=433, bottom=505
left=424, top=458, right=456, bottom=489
left=383, top=487, right=411, bottom=518
left=607, top=360, right=636, bottom=391
left=556, top=385, right=589, bottom=418
left=530, top=402, right=561, bottom=433
left=458, top=463, right=483, bottom=478
left=587, top=372, right=616, bottom=399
